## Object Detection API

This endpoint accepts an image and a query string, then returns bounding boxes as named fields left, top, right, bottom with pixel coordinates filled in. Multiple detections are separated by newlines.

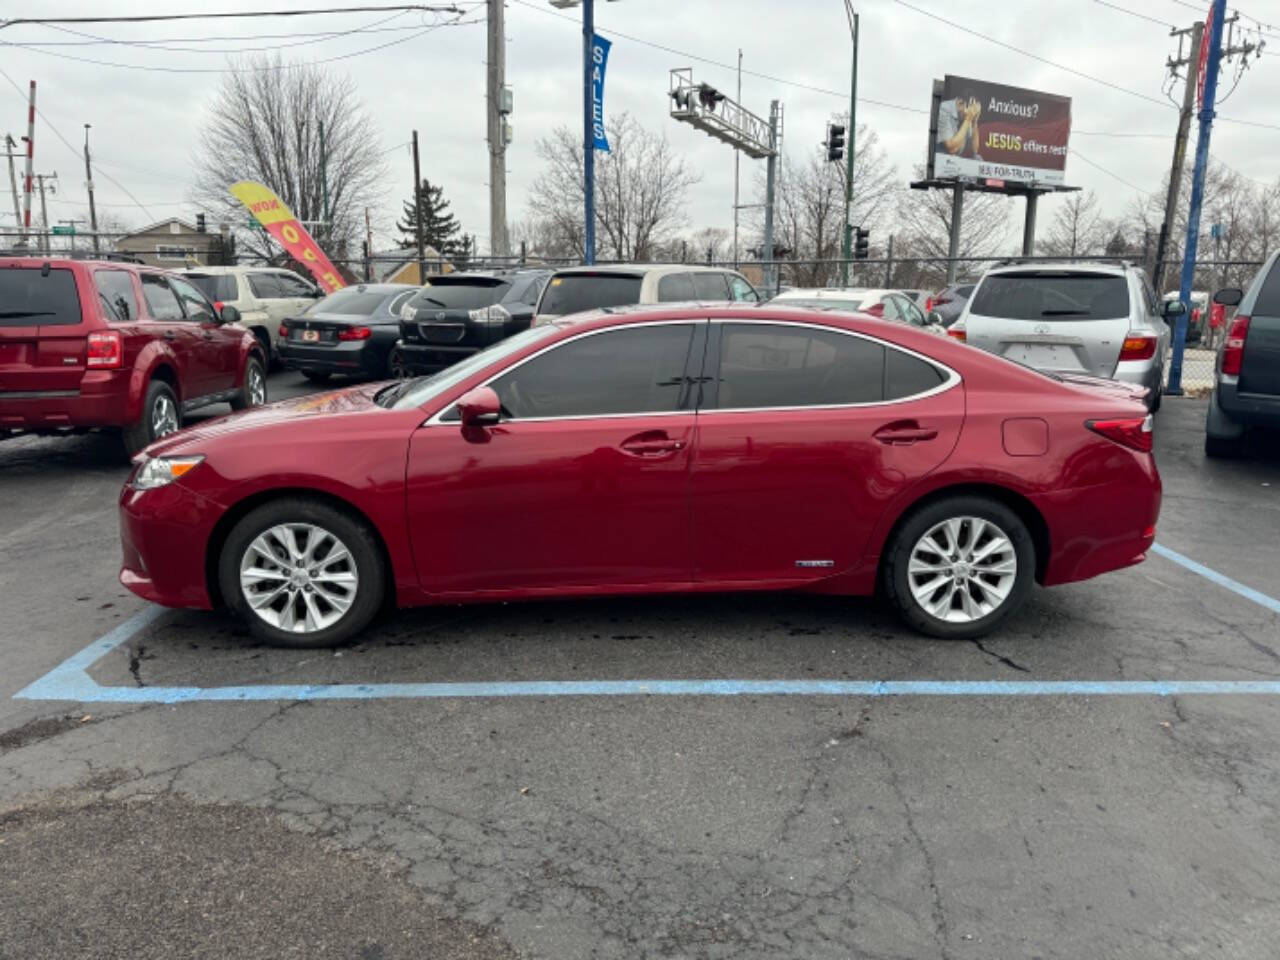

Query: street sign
left=51, top=225, right=75, bottom=236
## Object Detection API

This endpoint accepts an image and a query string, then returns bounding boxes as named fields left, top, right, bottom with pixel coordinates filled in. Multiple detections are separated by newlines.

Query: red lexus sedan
left=119, top=305, right=1161, bottom=648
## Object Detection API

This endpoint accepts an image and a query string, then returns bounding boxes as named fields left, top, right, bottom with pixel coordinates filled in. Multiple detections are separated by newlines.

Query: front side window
left=692, top=272, right=730, bottom=300
left=715, top=323, right=884, bottom=409
left=970, top=272, right=1130, bottom=321
left=657, top=273, right=696, bottom=302
left=169, top=276, right=218, bottom=323
left=95, top=270, right=139, bottom=323
left=277, top=272, right=318, bottom=297
left=493, top=324, right=694, bottom=419
left=141, top=274, right=184, bottom=321
left=900, top=299, right=927, bottom=326
left=729, top=275, right=759, bottom=302
left=184, top=273, right=237, bottom=303
left=247, top=272, right=284, bottom=299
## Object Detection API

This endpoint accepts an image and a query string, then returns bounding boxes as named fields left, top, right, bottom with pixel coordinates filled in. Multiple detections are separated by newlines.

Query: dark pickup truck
left=1205, top=251, right=1280, bottom=457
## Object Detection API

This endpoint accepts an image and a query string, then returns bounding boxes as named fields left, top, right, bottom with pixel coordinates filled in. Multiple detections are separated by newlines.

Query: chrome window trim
left=423, top=316, right=961, bottom=426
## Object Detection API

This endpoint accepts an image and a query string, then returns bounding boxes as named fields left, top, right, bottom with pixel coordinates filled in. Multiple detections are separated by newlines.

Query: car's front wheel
left=883, top=496, right=1035, bottom=639
left=230, top=355, right=267, bottom=411
left=219, top=498, right=386, bottom=648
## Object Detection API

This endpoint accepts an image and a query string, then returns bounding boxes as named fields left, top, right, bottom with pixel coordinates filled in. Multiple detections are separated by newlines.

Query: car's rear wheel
left=123, top=380, right=181, bottom=457
left=387, top=346, right=408, bottom=379
left=883, top=496, right=1035, bottom=639
left=230, top=356, right=267, bottom=411
left=1204, top=434, right=1242, bottom=458
left=219, top=498, right=385, bottom=648
left=302, top=370, right=332, bottom=384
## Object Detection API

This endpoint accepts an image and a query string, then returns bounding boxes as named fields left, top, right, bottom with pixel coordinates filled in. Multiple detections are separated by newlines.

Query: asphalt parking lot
left=2, top=371, right=1279, bottom=960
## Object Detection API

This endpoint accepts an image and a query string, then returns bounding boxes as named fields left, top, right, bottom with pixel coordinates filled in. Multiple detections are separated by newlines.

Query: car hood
left=143, top=383, right=389, bottom=457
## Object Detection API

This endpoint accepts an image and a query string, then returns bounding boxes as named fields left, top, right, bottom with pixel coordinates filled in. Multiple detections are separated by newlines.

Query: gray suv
left=951, top=262, right=1180, bottom=411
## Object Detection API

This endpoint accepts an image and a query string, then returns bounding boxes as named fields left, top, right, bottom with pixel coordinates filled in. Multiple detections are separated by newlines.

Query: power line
left=1069, top=148, right=1146, bottom=193
left=1093, top=0, right=1177, bottom=28
left=0, top=5, right=466, bottom=30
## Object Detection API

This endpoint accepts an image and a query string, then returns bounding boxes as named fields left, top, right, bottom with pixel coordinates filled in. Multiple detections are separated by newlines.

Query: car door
left=276, top=271, right=321, bottom=319
left=690, top=320, right=964, bottom=584
left=169, top=275, right=239, bottom=395
left=405, top=321, right=703, bottom=594
left=139, top=273, right=204, bottom=394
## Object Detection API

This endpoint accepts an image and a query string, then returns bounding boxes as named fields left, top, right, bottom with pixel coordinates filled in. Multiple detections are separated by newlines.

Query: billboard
left=929, top=75, right=1072, bottom=186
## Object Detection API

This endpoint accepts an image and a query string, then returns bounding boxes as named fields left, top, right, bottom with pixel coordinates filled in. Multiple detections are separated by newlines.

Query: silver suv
left=951, top=261, right=1179, bottom=411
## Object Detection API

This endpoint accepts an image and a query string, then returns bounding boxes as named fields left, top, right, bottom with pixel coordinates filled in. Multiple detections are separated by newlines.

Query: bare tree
left=892, top=169, right=1010, bottom=287
left=1043, top=190, right=1104, bottom=257
left=191, top=53, right=386, bottom=263
left=527, top=112, right=699, bottom=261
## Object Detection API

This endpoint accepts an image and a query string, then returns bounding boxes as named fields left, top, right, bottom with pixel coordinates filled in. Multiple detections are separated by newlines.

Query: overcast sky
left=2, top=0, right=1277, bottom=253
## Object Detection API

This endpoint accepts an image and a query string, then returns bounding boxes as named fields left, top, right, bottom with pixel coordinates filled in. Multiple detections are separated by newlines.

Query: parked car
left=928, top=283, right=975, bottom=327
left=952, top=262, right=1175, bottom=411
left=898, top=289, right=934, bottom=313
left=180, top=266, right=323, bottom=362
left=772, top=287, right=941, bottom=331
left=120, top=303, right=1160, bottom=648
left=1204, top=252, right=1280, bottom=457
left=1163, top=289, right=1208, bottom=343
left=533, top=264, right=758, bottom=323
left=278, top=284, right=417, bottom=383
left=395, top=270, right=550, bottom=376
left=1, top=256, right=267, bottom=457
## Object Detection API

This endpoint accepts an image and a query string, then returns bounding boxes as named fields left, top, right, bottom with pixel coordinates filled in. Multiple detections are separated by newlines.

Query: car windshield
left=538, top=273, right=643, bottom=315
left=380, top=324, right=560, bottom=410
left=411, top=279, right=511, bottom=311
left=776, top=297, right=864, bottom=311
left=0, top=267, right=82, bottom=326
left=970, top=272, right=1129, bottom=321
left=184, top=273, right=237, bottom=303
left=305, top=288, right=391, bottom=316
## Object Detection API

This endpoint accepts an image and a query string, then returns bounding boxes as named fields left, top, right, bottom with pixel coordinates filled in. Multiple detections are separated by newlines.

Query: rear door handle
left=201, top=331, right=215, bottom=341
left=873, top=424, right=938, bottom=445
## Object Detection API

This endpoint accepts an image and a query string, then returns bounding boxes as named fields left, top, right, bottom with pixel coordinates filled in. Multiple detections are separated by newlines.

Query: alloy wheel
left=239, top=522, right=360, bottom=634
left=907, top=516, right=1017, bottom=623
left=248, top=365, right=267, bottom=405
left=151, top=394, right=179, bottom=439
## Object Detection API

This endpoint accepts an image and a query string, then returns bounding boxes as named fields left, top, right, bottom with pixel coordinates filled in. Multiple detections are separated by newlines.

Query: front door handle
left=620, top=430, right=686, bottom=457
left=873, top=423, right=938, bottom=445
left=201, top=331, right=215, bottom=341
left=162, top=329, right=176, bottom=341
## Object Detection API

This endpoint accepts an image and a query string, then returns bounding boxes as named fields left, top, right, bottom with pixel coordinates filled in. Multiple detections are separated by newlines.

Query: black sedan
left=396, top=269, right=550, bottom=376
left=278, top=284, right=418, bottom=383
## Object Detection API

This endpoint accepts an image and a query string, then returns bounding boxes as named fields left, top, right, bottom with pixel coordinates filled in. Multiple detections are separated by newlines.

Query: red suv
left=1, top=257, right=267, bottom=457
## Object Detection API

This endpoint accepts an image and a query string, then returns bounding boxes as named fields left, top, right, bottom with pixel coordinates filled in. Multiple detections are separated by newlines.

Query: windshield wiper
left=1040, top=309, right=1090, bottom=316
left=0, top=310, right=55, bottom=318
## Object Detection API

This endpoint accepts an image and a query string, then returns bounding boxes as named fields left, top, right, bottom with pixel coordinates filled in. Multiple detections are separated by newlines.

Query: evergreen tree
left=396, top=179, right=463, bottom=256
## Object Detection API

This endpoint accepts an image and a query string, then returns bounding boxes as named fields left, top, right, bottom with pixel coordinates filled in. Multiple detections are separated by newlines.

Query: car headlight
left=132, top=455, right=205, bottom=490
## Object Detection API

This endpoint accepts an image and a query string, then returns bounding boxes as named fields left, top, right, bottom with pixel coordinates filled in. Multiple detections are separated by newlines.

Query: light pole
left=839, top=0, right=858, bottom=288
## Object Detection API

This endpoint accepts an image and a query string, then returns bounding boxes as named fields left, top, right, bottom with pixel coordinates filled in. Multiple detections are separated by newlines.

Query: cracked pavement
left=2, top=380, right=1279, bottom=959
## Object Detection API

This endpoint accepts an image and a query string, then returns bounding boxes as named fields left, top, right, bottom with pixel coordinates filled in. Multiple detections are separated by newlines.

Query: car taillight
left=935, top=296, right=951, bottom=306
left=86, top=330, right=123, bottom=369
left=1119, top=334, right=1156, bottom=362
left=279, top=323, right=289, bottom=338
left=924, top=297, right=934, bottom=313
left=947, top=326, right=966, bottom=342
left=338, top=326, right=372, bottom=341
left=214, top=301, right=224, bottom=312
left=865, top=303, right=885, bottom=317
left=1087, top=415, right=1153, bottom=453
left=1221, top=314, right=1251, bottom=376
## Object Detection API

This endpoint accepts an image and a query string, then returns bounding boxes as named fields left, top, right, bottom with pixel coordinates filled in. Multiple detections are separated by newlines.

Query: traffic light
left=826, top=123, right=846, bottom=163
left=854, top=227, right=870, bottom=260
left=697, top=83, right=725, bottom=111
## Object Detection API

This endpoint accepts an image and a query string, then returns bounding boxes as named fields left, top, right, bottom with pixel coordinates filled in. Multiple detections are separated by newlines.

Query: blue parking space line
left=1151, top=542, right=1280, bottom=616
left=11, top=540, right=1280, bottom=704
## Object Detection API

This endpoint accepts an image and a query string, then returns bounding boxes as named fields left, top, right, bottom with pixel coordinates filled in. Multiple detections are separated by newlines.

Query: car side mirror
left=457, top=386, right=501, bottom=427
left=219, top=304, right=241, bottom=325
left=1161, top=300, right=1187, bottom=318
left=1214, top=287, right=1243, bottom=307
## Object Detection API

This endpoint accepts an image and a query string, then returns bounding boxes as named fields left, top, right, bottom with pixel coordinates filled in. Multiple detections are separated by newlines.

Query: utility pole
left=487, top=0, right=509, bottom=259
left=22, top=80, right=35, bottom=250
left=83, top=124, right=99, bottom=253
left=763, top=99, right=779, bottom=297
left=319, top=119, right=330, bottom=246
left=840, top=1, right=858, bottom=288
left=884, top=233, right=894, bottom=287
left=411, top=130, right=426, bottom=282
left=3, top=134, right=20, bottom=240
left=1167, top=0, right=1257, bottom=395
left=364, top=206, right=373, bottom=281
left=732, top=48, right=742, bottom=268
left=1152, top=19, right=1203, bottom=294
left=582, top=0, right=595, bottom=265
left=34, top=171, right=56, bottom=254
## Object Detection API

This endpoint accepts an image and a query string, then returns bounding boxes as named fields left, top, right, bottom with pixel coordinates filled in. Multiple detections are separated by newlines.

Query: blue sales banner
left=592, top=33, right=611, bottom=152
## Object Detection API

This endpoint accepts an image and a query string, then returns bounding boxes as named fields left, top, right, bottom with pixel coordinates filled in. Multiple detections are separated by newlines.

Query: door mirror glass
left=1161, top=299, right=1188, bottom=318
left=219, top=304, right=241, bottom=325
left=457, top=386, right=501, bottom=426
left=1213, top=287, right=1243, bottom=307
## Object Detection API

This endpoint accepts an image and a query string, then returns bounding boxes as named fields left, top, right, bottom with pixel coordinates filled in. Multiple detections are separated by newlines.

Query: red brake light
left=924, top=297, right=934, bottom=313
left=947, top=327, right=966, bottom=342
left=1221, top=314, right=1250, bottom=376
left=1087, top=415, right=1153, bottom=453
left=279, top=324, right=289, bottom=338
left=86, top=330, right=123, bottom=369
left=213, top=301, right=224, bottom=312
left=865, top=303, right=885, bottom=317
left=338, top=326, right=372, bottom=341
left=1119, top=334, right=1156, bottom=362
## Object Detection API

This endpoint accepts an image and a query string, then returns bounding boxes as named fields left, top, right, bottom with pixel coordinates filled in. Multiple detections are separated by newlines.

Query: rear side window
left=716, top=323, right=884, bottom=409
left=538, top=273, right=643, bottom=315
left=970, top=273, right=1130, bottom=320
left=310, top=288, right=394, bottom=316
left=693, top=273, right=731, bottom=300
left=658, top=273, right=696, bottom=302
left=95, top=270, right=139, bottom=322
left=247, top=272, right=283, bottom=298
left=886, top=349, right=945, bottom=399
left=141, top=274, right=183, bottom=321
left=1253, top=257, right=1280, bottom=316
left=0, top=267, right=82, bottom=327
left=185, top=273, right=237, bottom=303
left=412, top=281, right=510, bottom=311
left=493, top=324, right=694, bottom=419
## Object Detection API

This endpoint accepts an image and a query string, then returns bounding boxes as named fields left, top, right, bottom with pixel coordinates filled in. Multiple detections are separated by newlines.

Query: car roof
left=426, top=269, right=549, bottom=281
left=547, top=264, right=741, bottom=279
left=774, top=287, right=893, bottom=300
left=179, top=265, right=301, bottom=275
left=985, top=261, right=1130, bottom=277
left=323, top=283, right=413, bottom=295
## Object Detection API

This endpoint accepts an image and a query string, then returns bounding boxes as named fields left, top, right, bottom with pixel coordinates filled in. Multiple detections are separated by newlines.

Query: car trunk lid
left=286, top=312, right=377, bottom=346
left=0, top=264, right=92, bottom=394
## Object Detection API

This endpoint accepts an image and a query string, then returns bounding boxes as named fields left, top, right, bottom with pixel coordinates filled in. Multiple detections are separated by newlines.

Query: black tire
left=218, top=497, right=386, bottom=648
left=230, top=355, right=267, bottom=412
left=302, top=370, right=332, bottom=384
left=1204, top=433, right=1242, bottom=458
left=122, top=380, right=181, bottom=458
left=1149, top=382, right=1163, bottom=412
left=251, top=328, right=276, bottom=370
left=386, top=346, right=408, bottom=379
left=882, top=495, right=1036, bottom=640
